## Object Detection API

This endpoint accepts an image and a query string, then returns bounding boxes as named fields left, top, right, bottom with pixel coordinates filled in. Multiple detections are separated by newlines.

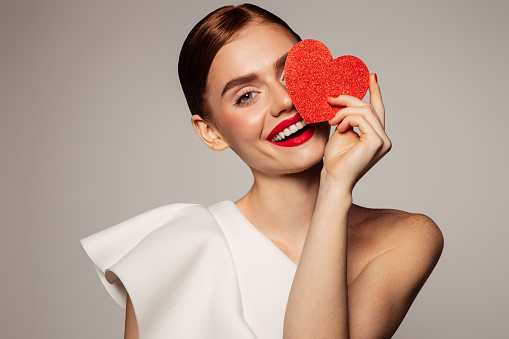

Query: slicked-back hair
left=178, top=3, right=301, bottom=120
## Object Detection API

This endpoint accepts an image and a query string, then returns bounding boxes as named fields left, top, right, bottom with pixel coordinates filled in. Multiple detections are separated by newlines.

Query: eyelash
left=234, top=89, right=259, bottom=107
left=232, top=70, right=284, bottom=107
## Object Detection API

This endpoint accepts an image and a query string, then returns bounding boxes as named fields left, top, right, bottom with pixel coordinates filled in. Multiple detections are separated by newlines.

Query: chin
left=278, top=129, right=328, bottom=174
left=233, top=127, right=328, bottom=176
left=288, top=151, right=325, bottom=174
left=267, top=144, right=325, bottom=175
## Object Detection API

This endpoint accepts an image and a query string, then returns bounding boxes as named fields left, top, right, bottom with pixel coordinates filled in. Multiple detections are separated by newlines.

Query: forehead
left=207, top=23, right=298, bottom=93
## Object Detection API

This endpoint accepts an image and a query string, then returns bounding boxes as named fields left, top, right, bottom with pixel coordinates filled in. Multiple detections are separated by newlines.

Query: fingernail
left=374, top=73, right=378, bottom=83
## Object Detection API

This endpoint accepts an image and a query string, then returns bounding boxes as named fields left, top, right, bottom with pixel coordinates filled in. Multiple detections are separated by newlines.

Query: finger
left=328, top=104, right=381, bottom=128
left=328, top=105, right=388, bottom=147
left=328, top=94, right=368, bottom=108
left=336, top=113, right=391, bottom=157
left=369, top=73, right=385, bottom=127
left=336, top=115, right=384, bottom=152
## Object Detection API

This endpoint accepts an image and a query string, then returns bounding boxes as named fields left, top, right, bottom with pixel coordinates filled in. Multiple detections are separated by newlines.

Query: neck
left=235, top=161, right=325, bottom=245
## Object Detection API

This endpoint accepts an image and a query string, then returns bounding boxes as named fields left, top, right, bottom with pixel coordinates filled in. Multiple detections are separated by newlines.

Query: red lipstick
left=266, top=113, right=315, bottom=147
left=267, top=113, right=303, bottom=140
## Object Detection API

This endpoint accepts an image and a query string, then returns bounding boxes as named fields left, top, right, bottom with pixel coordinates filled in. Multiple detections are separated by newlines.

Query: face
left=203, top=23, right=330, bottom=176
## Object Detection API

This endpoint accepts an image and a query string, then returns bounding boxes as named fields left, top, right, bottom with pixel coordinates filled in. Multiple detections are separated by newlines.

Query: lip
left=267, top=113, right=305, bottom=140
left=268, top=124, right=315, bottom=147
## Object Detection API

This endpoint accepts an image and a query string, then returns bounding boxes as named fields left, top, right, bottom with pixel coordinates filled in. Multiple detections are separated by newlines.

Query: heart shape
left=285, top=39, right=370, bottom=124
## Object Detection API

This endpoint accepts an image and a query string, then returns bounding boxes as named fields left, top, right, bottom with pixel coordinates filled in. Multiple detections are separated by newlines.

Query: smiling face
left=194, top=22, right=330, bottom=176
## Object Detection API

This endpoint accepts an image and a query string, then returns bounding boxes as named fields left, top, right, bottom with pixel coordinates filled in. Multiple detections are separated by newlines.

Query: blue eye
left=235, top=91, right=258, bottom=106
left=241, top=92, right=254, bottom=101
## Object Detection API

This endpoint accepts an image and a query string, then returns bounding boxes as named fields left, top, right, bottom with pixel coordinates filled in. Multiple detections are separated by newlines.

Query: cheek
left=217, top=108, right=267, bottom=147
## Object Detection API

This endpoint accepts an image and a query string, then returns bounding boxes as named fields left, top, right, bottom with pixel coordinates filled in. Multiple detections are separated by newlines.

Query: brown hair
left=178, top=3, right=301, bottom=120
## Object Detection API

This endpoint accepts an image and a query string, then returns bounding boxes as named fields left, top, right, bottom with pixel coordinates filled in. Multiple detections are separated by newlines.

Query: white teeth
left=270, top=119, right=308, bottom=142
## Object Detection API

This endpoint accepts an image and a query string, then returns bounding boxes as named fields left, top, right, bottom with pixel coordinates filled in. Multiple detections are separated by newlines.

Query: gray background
left=1, top=0, right=508, bottom=338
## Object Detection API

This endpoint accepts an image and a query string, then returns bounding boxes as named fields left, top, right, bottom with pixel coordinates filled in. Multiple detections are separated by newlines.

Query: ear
left=191, top=115, right=230, bottom=151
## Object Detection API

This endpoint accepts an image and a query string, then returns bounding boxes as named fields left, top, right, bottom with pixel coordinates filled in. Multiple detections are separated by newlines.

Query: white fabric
left=81, top=200, right=297, bottom=339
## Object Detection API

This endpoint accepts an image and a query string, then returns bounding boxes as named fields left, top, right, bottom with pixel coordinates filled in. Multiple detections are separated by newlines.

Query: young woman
left=82, top=4, right=443, bottom=339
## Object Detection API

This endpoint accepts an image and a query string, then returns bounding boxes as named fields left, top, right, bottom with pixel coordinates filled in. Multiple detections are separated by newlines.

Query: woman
left=82, top=4, right=443, bottom=339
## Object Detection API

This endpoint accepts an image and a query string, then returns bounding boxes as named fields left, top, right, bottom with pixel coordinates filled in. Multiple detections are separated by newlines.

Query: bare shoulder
left=350, top=204, right=444, bottom=251
left=347, top=204, right=444, bottom=282
left=345, top=205, right=444, bottom=338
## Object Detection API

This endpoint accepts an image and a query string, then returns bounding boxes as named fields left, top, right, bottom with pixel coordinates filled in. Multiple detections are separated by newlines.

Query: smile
left=267, top=113, right=315, bottom=147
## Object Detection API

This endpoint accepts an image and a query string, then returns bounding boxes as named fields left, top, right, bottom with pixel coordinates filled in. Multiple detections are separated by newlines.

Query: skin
left=125, top=22, right=444, bottom=339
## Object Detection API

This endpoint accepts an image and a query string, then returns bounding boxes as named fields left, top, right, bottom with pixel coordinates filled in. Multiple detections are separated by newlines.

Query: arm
left=283, top=181, right=446, bottom=339
left=124, top=294, right=138, bottom=339
left=284, top=74, right=393, bottom=338
left=283, top=178, right=353, bottom=338
left=347, top=213, right=443, bottom=338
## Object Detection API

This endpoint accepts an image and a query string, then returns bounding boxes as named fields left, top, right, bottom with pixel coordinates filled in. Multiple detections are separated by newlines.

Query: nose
left=270, top=81, right=294, bottom=117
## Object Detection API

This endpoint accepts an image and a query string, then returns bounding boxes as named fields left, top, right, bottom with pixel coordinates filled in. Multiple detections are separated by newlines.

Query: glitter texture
left=285, top=39, right=370, bottom=124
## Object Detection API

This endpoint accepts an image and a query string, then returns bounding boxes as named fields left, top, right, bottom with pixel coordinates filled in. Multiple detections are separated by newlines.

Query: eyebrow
left=221, top=52, right=289, bottom=97
left=275, top=52, right=289, bottom=73
left=221, top=73, right=258, bottom=97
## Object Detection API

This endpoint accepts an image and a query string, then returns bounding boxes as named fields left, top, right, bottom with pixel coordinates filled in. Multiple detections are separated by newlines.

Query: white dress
left=81, top=200, right=297, bottom=339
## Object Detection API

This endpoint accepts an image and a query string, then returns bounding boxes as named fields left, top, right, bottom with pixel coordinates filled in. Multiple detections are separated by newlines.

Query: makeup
left=266, top=113, right=315, bottom=147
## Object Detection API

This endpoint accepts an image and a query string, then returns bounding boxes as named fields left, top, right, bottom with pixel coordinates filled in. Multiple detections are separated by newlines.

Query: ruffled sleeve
left=80, top=203, right=257, bottom=338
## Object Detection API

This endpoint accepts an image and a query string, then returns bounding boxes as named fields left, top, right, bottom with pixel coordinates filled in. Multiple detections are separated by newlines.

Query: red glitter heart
left=285, top=39, right=370, bottom=124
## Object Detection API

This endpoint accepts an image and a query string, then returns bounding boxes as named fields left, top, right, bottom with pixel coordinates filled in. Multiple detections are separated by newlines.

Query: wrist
left=320, top=170, right=353, bottom=197
left=318, top=171, right=353, bottom=206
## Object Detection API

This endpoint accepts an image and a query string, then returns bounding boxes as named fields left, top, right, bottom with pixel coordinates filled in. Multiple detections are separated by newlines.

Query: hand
left=322, top=73, right=391, bottom=191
